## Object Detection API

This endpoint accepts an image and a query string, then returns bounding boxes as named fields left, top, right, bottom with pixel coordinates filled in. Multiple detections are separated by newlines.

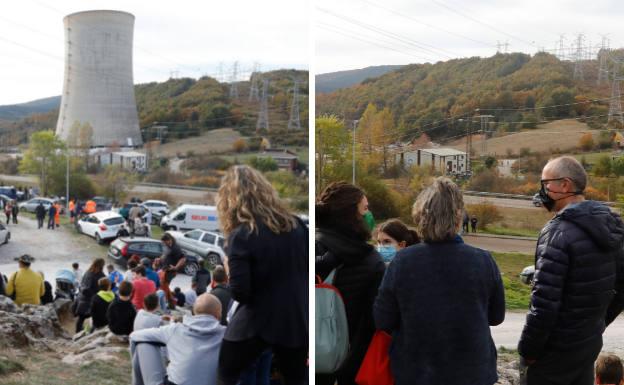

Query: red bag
left=355, top=330, right=394, bottom=385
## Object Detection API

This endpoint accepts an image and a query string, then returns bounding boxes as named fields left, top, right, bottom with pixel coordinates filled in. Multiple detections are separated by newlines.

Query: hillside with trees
left=316, top=65, right=404, bottom=93
left=316, top=52, right=617, bottom=143
left=0, top=69, right=309, bottom=148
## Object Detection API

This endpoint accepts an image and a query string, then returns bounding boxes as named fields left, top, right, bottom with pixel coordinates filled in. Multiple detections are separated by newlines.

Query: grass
left=484, top=226, right=539, bottom=238
left=572, top=150, right=614, bottom=165
left=491, top=251, right=534, bottom=310
left=480, top=206, right=551, bottom=238
left=0, top=349, right=131, bottom=385
left=0, top=357, right=24, bottom=376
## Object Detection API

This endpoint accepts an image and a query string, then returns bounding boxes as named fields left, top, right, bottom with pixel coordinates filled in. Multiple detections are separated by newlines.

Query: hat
left=140, top=258, right=151, bottom=267
left=14, top=254, right=35, bottom=264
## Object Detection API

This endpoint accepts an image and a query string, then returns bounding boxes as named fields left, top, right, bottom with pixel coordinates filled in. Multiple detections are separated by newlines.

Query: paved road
left=463, top=234, right=536, bottom=254
left=464, top=195, right=539, bottom=210
left=0, top=215, right=191, bottom=291
left=492, top=312, right=624, bottom=355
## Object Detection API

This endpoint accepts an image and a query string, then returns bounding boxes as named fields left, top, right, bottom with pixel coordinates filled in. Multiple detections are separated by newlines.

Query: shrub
left=232, top=138, right=248, bottom=153
left=466, top=202, right=502, bottom=229
left=248, top=156, right=278, bottom=172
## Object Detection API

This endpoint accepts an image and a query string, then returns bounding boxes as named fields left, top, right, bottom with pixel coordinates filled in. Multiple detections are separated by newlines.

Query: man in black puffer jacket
left=519, top=156, right=624, bottom=385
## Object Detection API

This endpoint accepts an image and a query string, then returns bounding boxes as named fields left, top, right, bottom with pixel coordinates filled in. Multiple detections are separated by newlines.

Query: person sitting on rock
left=107, top=280, right=136, bottom=336
left=134, top=293, right=164, bottom=331
left=90, top=277, right=115, bottom=331
left=173, top=287, right=185, bottom=308
left=130, top=293, right=225, bottom=385
left=131, top=266, right=156, bottom=311
left=6, top=255, right=44, bottom=306
left=39, top=272, right=54, bottom=305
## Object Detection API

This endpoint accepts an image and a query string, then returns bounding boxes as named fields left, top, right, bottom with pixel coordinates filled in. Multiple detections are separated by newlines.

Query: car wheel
left=76, top=224, right=83, bottom=234
left=184, top=262, right=199, bottom=276
left=206, top=253, right=221, bottom=269
left=95, top=233, right=103, bottom=244
left=3, top=233, right=9, bottom=244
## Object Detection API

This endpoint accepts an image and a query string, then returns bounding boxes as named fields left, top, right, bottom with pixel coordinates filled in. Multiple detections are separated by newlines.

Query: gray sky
left=0, top=0, right=309, bottom=105
left=316, top=0, right=624, bottom=74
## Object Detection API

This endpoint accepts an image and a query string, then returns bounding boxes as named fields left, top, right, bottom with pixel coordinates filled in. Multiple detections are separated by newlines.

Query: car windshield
left=104, top=217, right=124, bottom=225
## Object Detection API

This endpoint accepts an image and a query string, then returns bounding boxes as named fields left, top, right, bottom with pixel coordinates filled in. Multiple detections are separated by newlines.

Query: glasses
left=540, top=177, right=569, bottom=186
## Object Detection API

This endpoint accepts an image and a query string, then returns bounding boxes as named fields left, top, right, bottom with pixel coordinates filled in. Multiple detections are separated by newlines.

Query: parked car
left=532, top=193, right=542, bottom=207
left=76, top=211, right=127, bottom=244
left=0, top=222, right=10, bottom=244
left=520, top=265, right=535, bottom=285
left=166, top=229, right=225, bottom=268
left=108, top=236, right=203, bottom=275
left=160, top=204, right=219, bottom=232
left=141, top=200, right=170, bottom=216
left=92, top=196, right=113, bottom=212
left=18, top=197, right=55, bottom=213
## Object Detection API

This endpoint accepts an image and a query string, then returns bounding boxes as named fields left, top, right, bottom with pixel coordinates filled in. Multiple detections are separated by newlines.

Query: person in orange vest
left=54, top=202, right=61, bottom=228
left=84, top=199, right=97, bottom=214
left=69, top=199, right=75, bottom=224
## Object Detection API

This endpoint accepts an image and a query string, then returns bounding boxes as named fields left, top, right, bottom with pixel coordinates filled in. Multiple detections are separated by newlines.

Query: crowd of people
left=0, top=165, right=309, bottom=385
left=316, top=155, right=624, bottom=385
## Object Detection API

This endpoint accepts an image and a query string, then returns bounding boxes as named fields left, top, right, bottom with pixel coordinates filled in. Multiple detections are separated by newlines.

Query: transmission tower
left=598, top=35, right=610, bottom=85
left=229, top=61, right=239, bottom=100
left=248, top=63, right=260, bottom=102
left=496, top=41, right=502, bottom=54
left=288, top=79, right=301, bottom=130
left=608, top=56, right=624, bottom=125
left=217, top=62, right=224, bottom=82
left=573, top=34, right=585, bottom=80
left=256, top=79, right=269, bottom=132
left=558, top=34, right=566, bottom=60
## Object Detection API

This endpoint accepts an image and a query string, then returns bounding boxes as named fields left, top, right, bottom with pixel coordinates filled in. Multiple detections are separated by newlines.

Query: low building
left=257, top=149, right=299, bottom=171
left=95, top=150, right=147, bottom=172
left=395, top=148, right=468, bottom=175
left=497, top=159, right=518, bottom=177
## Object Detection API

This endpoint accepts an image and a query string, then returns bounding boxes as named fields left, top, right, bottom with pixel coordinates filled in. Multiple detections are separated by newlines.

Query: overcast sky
left=316, top=0, right=624, bottom=74
left=0, top=0, right=309, bottom=105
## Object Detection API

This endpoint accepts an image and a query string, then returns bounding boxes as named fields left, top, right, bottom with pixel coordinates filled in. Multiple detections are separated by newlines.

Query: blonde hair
left=217, top=165, right=297, bottom=236
left=411, top=177, right=464, bottom=242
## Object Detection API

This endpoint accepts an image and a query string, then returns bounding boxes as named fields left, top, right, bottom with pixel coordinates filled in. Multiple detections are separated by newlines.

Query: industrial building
left=55, top=10, right=143, bottom=148
left=395, top=148, right=468, bottom=175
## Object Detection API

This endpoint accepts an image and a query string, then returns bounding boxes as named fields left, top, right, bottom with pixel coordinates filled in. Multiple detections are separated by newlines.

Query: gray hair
left=411, top=177, right=464, bottom=242
left=547, top=156, right=587, bottom=191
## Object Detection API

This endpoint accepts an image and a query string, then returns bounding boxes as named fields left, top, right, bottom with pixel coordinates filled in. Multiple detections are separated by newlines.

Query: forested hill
left=0, top=69, right=309, bottom=146
left=316, top=65, right=404, bottom=93
left=316, top=52, right=615, bottom=142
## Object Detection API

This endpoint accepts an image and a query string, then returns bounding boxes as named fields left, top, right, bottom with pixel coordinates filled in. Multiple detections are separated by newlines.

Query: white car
left=141, top=200, right=170, bottom=216
left=0, top=222, right=10, bottom=244
left=166, top=229, right=225, bottom=268
left=76, top=211, right=127, bottom=244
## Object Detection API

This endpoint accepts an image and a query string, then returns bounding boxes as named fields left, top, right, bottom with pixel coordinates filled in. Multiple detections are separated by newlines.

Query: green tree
left=613, top=157, right=624, bottom=176
left=19, top=130, right=66, bottom=196
left=315, top=115, right=351, bottom=192
left=247, top=157, right=278, bottom=172
left=594, top=155, right=613, bottom=177
left=99, top=165, right=136, bottom=203
left=484, top=156, right=497, bottom=169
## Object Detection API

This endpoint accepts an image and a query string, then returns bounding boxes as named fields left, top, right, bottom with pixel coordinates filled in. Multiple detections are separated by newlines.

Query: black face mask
left=538, top=181, right=583, bottom=212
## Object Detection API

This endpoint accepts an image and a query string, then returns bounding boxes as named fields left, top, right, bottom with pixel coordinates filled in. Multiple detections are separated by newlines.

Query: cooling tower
left=56, top=10, right=143, bottom=147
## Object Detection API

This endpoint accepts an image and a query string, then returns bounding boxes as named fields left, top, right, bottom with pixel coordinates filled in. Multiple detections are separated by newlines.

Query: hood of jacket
left=181, top=314, right=224, bottom=337
left=97, top=290, right=115, bottom=302
left=316, top=228, right=374, bottom=264
left=558, top=200, right=624, bottom=251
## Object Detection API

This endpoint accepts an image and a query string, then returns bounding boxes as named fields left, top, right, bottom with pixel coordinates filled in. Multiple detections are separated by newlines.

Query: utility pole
left=352, top=120, right=358, bottom=185
left=479, top=115, right=494, bottom=155
left=287, top=79, right=301, bottom=130
left=598, top=35, right=610, bottom=85
left=256, top=79, right=269, bottom=132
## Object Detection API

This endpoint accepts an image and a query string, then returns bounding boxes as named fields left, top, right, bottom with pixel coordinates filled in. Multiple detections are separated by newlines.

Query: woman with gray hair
left=373, top=177, right=505, bottom=385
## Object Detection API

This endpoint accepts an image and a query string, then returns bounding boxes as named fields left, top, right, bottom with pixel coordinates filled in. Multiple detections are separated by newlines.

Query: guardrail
left=463, top=190, right=617, bottom=207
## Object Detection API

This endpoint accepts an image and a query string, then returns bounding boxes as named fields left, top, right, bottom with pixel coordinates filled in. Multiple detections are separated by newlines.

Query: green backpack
left=315, top=268, right=349, bottom=374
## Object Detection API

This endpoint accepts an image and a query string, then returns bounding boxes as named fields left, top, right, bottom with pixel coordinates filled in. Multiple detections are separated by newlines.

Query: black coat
left=35, top=204, right=46, bottom=219
left=76, top=271, right=105, bottom=316
left=225, top=217, right=308, bottom=348
left=211, top=284, right=232, bottom=325
left=106, top=297, right=136, bottom=335
left=518, top=200, right=624, bottom=359
left=374, top=238, right=505, bottom=385
left=41, top=281, right=53, bottom=305
left=90, top=293, right=113, bottom=329
left=315, top=228, right=385, bottom=380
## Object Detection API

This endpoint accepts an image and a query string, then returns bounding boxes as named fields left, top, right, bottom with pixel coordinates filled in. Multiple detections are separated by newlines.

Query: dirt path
left=463, top=234, right=536, bottom=254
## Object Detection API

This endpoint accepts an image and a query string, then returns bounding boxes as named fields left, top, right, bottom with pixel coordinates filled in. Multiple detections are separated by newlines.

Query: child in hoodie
left=90, top=277, right=114, bottom=330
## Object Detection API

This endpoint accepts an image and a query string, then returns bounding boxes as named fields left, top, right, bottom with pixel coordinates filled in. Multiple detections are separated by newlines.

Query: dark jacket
left=35, top=204, right=46, bottom=219
left=163, top=242, right=185, bottom=269
left=225, top=217, right=308, bottom=348
left=76, top=271, right=106, bottom=316
left=211, top=284, right=232, bottom=325
left=48, top=205, right=56, bottom=217
left=107, top=297, right=137, bottom=335
left=41, top=281, right=53, bottom=305
left=11, top=205, right=18, bottom=215
left=90, top=291, right=115, bottom=329
left=192, top=267, right=211, bottom=295
left=374, top=239, right=505, bottom=385
left=315, top=228, right=385, bottom=379
left=518, top=200, right=624, bottom=360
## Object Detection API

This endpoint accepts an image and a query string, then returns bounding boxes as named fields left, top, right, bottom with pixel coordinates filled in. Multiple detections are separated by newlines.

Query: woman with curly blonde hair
left=216, top=165, right=308, bottom=385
